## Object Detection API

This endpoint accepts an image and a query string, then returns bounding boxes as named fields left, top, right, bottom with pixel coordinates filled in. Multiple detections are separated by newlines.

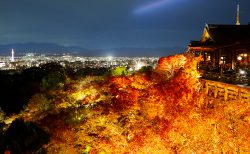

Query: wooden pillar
left=214, top=50, right=219, bottom=67
left=224, top=87, right=228, bottom=102
left=214, top=85, right=218, bottom=98
left=218, top=49, right=222, bottom=65
left=205, top=82, right=209, bottom=95
left=218, top=49, right=223, bottom=76
left=238, top=89, right=242, bottom=101
left=231, top=48, right=236, bottom=69
left=228, top=48, right=232, bottom=65
left=230, top=49, right=232, bottom=64
left=203, top=51, right=206, bottom=62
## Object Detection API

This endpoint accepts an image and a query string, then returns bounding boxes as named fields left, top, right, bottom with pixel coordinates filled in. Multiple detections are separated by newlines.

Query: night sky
left=1, top=0, right=250, bottom=55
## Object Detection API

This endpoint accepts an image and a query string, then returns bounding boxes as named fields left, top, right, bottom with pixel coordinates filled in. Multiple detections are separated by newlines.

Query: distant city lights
left=135, top=62, right=145, bottom=70
left=0, top=51, right=159, bottom=70
left=107, top=56, right=113, bottom=61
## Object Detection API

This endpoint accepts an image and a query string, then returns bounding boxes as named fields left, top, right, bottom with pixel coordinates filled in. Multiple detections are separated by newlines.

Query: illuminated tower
left=236, top=4, right=240, bottom=25
left=11, top=49, right=15, bottom=62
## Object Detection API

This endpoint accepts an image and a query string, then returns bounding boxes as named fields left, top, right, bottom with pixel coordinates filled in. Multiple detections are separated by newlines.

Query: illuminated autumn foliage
left=5, top=54, right=250, bottom=153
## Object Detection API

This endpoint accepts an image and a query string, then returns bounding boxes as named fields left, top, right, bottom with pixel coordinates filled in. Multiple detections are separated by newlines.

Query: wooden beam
left=189, top=47, right=214, bottom=52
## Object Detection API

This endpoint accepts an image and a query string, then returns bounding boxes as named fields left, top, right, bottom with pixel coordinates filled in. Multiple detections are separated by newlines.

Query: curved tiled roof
left=206, top=24, right=250, bottom=44
left=189, top=24, right=250, bottom=48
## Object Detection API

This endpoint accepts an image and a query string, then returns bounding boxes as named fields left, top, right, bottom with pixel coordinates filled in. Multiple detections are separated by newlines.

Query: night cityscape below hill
left=0, top=51, right=159, bottom=71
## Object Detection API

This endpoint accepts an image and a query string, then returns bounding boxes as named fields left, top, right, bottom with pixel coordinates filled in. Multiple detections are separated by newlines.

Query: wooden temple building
left=188, top=23, right=250, bottom=70
left=188, top=5, right=250, bottom=82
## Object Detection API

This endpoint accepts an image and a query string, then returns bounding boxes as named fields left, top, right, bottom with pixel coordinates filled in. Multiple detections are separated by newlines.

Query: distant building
left=0, top=62, right=5, bottom=68
left=11, top=49, right=15, bottom=62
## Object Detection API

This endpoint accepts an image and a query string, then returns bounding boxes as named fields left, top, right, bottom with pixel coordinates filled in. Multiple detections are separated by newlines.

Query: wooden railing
left=202, top=72, right=250, bottom=85
left=201, top=79, right=250, bottom=103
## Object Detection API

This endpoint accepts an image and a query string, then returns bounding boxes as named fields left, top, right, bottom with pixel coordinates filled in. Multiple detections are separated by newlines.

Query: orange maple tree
left=10, top=53, right=249, bottom=153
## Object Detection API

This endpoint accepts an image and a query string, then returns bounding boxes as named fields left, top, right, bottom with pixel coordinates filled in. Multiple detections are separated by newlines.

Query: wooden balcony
left=201, top=79, right=250, bottom=103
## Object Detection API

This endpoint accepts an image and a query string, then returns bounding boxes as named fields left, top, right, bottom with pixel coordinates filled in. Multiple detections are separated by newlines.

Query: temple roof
left=189, top=24, right=250, bottom=48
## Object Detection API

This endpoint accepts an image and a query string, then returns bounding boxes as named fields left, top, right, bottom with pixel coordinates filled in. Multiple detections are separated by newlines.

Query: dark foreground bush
left=0, top=119, right=49, bottom=154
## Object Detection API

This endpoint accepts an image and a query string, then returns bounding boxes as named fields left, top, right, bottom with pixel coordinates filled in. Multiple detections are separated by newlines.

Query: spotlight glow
left=134, top=0, right=170, bottom=14
left=107, top=56, right=113, bottom=61
left=135, top=62, right=145, bottom=70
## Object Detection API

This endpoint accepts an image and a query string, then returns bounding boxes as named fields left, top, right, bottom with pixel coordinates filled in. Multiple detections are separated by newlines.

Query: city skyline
left=1, top=0, right=250, bottom=56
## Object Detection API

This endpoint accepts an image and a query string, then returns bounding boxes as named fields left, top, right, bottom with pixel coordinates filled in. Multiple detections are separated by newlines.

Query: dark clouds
left=0, top=0, right=250, bottom=50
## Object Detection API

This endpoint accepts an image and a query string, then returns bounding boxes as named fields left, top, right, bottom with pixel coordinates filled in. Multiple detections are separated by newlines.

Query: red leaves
left=156, top=54, right=186, bottom=76
left=38, top=54, right=209, bottom=153
left=106, top=54, right=202, bottom=120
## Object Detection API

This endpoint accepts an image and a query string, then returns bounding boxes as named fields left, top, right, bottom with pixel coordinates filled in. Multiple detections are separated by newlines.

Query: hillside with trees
left=0, top=54, right=249, bottom=153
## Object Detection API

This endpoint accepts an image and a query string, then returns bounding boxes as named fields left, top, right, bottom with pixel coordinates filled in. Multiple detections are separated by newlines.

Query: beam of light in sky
left=134, top=0, right=170, bottom=14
